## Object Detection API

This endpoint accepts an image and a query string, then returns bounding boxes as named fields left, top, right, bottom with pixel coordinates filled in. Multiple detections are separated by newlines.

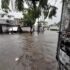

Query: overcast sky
left=47, top=0, right=62, bottom=25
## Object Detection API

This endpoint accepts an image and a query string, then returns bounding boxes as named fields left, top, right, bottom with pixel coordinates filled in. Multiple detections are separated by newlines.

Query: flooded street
left=0, top=30, right=58, bottom=70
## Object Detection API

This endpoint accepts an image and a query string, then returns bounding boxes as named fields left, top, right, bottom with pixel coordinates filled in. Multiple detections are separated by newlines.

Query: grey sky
left=47, top=0, right=62, bottom=25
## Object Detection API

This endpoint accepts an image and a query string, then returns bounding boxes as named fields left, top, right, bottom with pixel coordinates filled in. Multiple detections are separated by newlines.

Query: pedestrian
left=30, top=25, right=33, bottom=34
left=37, top=23, right=41, bottom=33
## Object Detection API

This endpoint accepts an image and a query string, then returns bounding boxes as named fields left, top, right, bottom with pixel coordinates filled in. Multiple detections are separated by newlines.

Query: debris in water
left=15, top=57, right=19, bottom=62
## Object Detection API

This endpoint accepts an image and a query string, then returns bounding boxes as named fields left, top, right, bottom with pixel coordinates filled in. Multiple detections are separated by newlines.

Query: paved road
left=0, top=30, right=58, bottom=70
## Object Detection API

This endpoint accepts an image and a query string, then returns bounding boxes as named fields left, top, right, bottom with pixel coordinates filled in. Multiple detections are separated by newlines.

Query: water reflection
left=15, top=32, right=57, bottom=70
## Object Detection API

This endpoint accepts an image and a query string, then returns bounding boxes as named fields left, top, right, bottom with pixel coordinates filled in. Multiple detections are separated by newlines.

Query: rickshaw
left=56, top=0, right=70, bottom=70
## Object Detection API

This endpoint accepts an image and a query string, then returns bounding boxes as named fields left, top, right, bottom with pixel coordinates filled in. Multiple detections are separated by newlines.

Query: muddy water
left=0, top=31, right=58, bottom=70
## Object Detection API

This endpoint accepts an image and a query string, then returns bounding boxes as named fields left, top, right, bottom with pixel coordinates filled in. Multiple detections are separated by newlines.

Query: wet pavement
left=0, top=30, right=58, bottom=70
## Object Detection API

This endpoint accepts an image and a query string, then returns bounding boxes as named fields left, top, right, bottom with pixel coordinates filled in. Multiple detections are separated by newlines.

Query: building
left=0, top=11, right=15, bottom=33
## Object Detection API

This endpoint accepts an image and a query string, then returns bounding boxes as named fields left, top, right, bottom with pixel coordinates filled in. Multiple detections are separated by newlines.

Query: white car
left=8, top=26, right=19, bottom=33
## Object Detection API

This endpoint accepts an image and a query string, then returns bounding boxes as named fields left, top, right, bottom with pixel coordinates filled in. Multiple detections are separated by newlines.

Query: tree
left=22, top=0, right=57, bottom=27
left=1, top=0, right=57, bottom=31
left=23, top=7, right=41, bottom=32
left=15, top=0, right=24, bottom=11
left=2, top=0, right=10, bottom=9
left=1, top=0, right=57, bottom=17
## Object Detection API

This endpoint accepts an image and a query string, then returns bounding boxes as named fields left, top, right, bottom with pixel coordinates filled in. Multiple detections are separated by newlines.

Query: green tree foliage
left=23, top=7, right=41, bottom=26
left=2, top=0, right=9, bottom=9
left=23, top=0, right=57, bottom=26
left=15, top=0, right=24, bottom=11
left=28, top=0, right=57, bottom=19
left=39, top=0, right=48, bottom=9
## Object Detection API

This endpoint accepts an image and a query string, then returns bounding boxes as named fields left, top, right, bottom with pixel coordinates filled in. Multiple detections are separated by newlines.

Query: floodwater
left=0, top=30, right=58, bottom=70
